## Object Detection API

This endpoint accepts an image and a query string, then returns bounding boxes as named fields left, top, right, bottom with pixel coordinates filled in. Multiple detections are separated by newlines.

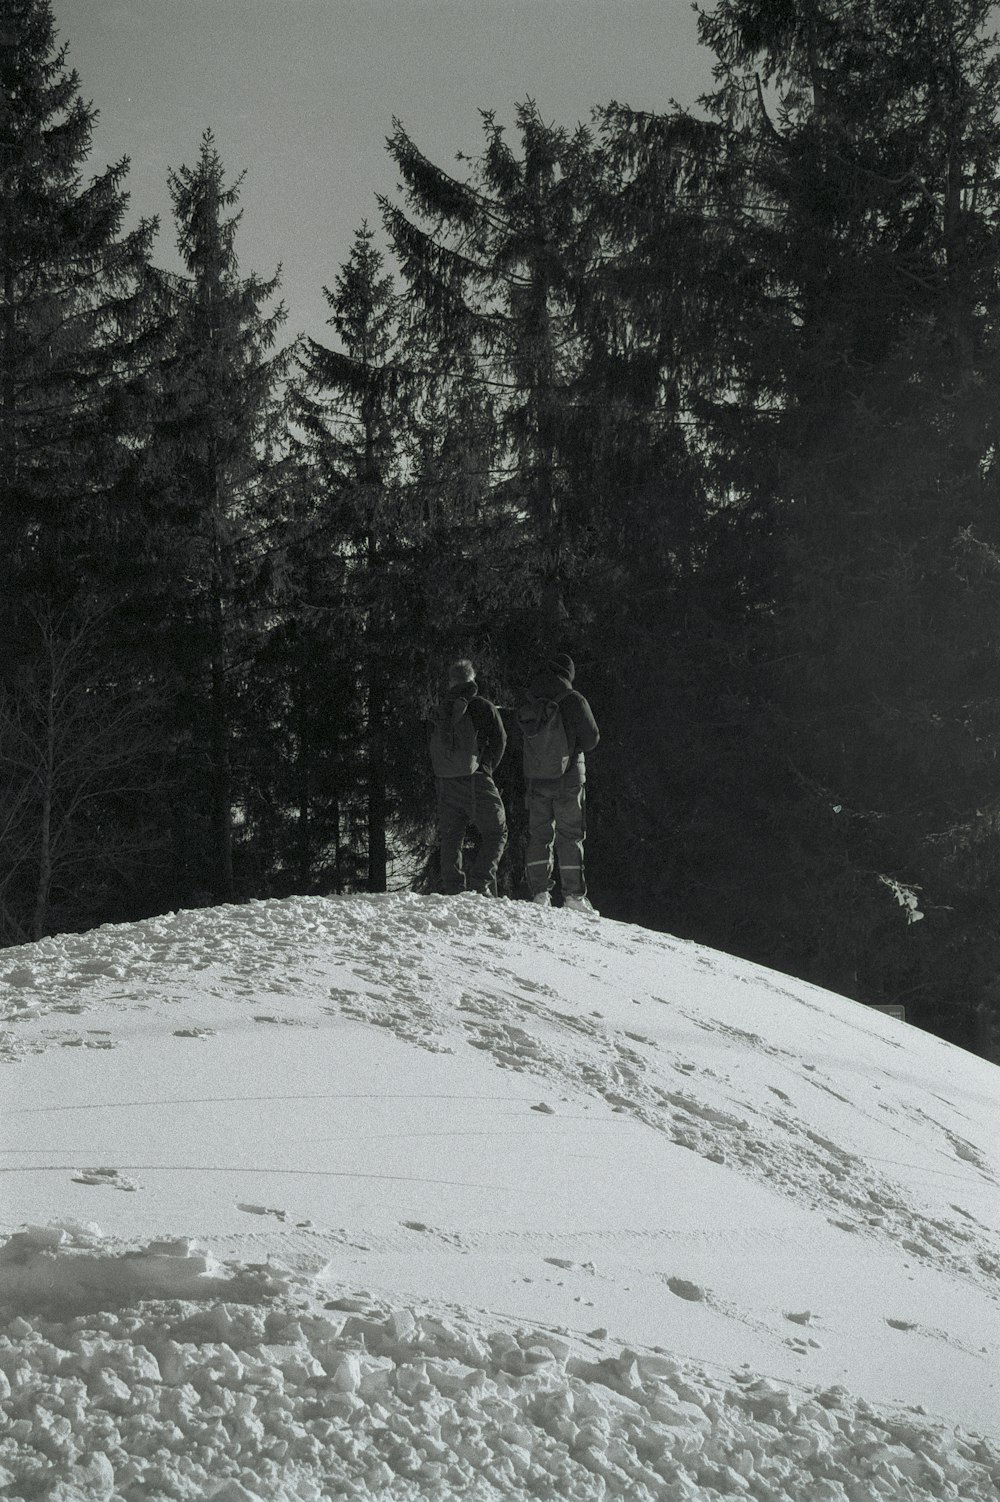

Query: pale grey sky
left=54, top=0, right=713, bottom=341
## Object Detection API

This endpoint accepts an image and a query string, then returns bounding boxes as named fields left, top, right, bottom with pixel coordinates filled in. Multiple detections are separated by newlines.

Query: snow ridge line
left=3, top=892, right=997, bottom=1297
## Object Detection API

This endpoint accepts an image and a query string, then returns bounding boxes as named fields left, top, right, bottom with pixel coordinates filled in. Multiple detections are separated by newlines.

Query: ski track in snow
left=4, top=892, right=994, bottom=1295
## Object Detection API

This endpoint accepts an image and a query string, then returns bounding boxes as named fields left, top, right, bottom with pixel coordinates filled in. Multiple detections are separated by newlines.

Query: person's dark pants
left=525, top=776, right=587, bottom=898
left=437, top=771, right=508, bottom=895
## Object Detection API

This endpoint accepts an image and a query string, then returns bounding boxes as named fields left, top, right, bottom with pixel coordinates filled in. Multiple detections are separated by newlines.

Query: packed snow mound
left=1, top=892, right=999, bottom=1500
left=1, top=1231, right=998, bottom=1502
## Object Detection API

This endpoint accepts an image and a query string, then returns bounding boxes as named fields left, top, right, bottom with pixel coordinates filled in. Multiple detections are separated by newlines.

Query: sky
left=1, top=888, right=998, bottom=1497
left=52, top=0, right=714, bottom=343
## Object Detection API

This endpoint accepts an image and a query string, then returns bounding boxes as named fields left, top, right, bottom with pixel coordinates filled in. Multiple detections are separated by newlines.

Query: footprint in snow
left=400, top=1221, right=467, bottom=1250
left=951, top=1204, right=988, bottom=1228
left=945, top=1133, right=991, bottom=1174
left=237, top=1202, right=287, bottom=1222
left=327, top=987, right=356, bottom=1004
left=785, top=1335, right=822, bottom=1353
left=173, top=1027, right=216, bottom=1039
left=252, top=1014, right=316, bottom=1028
left=72, top=1167, right=140, bottom=1192
left=665, top=1277, right=706, bottom=1302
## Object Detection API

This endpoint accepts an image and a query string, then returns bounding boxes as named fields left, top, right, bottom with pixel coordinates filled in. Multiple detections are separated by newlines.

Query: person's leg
left=553, top=783, right=587, bottom=897
left=437, top=779, right=471, bottom=894
left=524, top=783, right=556, bottom=897
left=467, top=774, right=507, bottom=895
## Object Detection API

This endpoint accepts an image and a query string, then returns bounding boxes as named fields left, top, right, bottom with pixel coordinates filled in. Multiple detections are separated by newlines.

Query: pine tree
left=147, top=131, right=288, bottom=904
left=520, top=93, right=784, bottom=937
left=0, top=0, right=155, bottom=596
left=294, top=224, right=408, bottom=892
left=0, top=2, right=168, bottom=943
left=381, top=103, right=597, bottom=633
left=379, top=102, right=770, bottom=907
left=688, top=0, right=1000, bottom=1049
left=0, top=602, right=162, bottom=942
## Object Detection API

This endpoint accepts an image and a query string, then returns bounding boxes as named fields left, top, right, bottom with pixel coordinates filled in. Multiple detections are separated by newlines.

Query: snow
left=1, top=891, right=998, bottom=1499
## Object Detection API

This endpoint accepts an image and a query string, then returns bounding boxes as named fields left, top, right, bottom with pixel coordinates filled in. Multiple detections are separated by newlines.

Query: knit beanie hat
left=547, top=653, right=575, bottom=682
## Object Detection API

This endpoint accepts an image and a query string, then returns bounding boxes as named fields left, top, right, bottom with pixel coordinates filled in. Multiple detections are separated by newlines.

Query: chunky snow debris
left=0, top=1235, right=997, bottom=1502
left=1, top=890, right=999, bottom=1495
left=0, top=1226, right=289, bottom=1314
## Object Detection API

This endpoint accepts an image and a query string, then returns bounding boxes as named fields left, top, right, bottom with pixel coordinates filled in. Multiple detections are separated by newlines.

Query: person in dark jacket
left=520, top=653, right=599, bottom=913
left=429, top=659, right=508, bottom=896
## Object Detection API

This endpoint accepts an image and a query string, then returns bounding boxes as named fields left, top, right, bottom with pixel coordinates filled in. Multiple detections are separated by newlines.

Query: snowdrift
left=0, top=892, right=998, bottom=1500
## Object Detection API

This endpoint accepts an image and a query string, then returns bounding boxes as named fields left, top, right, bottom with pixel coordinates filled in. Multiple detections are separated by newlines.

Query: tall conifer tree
left=381, top=103, right=596, bottom=632
left=689, top=0, right=1000, bottom=1048
left=0, top=2, right=162, bottom=941
left=295, top=224, right=407, bottom=891
left=0, top=0, right=155, bottom=592
left=149, top=132, right=288, bottom=904
left=582, top=94, right=788, bottom=941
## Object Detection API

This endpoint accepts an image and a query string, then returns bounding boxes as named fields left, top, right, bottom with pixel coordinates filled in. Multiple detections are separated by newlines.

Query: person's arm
left=468, top=697, right=506, bottom=771
left=564, top=692, right=599, bottom=755
left=488, top=702, right=508, bottom=770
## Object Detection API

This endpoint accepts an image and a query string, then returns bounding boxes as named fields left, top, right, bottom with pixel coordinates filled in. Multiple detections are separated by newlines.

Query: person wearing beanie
left=428, top=658, right=508, bottom=896
left=517, top=652, right=600, bottom=914
left=548, top=653, right=575, bottom=680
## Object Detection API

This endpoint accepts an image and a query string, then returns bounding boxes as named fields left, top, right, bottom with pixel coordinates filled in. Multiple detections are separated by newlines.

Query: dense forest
left=4, top=0, right=1000, bottom=1059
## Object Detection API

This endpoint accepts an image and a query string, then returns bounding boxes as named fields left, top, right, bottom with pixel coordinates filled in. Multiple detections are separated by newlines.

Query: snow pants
left=437, top=771, right=508, bottom=896
left=525, top=777, right=587, bottom=898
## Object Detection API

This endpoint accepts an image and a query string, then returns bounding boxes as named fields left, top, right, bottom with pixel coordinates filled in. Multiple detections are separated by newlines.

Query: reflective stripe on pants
left=524, top=778, right=587, bottom=898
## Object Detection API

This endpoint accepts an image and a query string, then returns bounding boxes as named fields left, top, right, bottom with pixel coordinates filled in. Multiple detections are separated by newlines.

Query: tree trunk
left=33, top=663, right=55, bottom=940
left=209, top=597, right=234, bottom=902
left=0, top=267, right=18, bottom=563
left=332, top=790, right=343, bottom=892
left=363, top=417, right=388, bottom=892
left=367, top=654, right=387, bottom=892
left=296, top=683, right=311, bottom=891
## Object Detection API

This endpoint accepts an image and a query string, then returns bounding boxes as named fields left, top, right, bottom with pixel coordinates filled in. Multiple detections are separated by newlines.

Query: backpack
left=518, top=694, right=571, bottom=780
left=429, top=696, right=480, bottom=778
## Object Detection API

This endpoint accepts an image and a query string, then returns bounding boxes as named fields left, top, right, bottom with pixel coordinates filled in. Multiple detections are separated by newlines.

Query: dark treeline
left=4, top=0, right=1000, bottom=1058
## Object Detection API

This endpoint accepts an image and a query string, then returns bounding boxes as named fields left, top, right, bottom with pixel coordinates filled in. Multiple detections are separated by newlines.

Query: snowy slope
left=0, top=892, right=998, bottom=1500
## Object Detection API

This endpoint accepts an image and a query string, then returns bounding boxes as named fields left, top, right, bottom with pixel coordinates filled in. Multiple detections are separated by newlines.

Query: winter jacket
left=523, top=669, right=599, bottom=786
left=431, top=680, right=507, bottom=777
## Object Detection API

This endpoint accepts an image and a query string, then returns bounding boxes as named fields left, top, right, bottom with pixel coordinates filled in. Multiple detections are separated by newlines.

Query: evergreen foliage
left=6, top=0, right=1000, bottom=1058
left=0, top=0, right=160, bottom=939
left=0, top=0, right=155, bottom=589
left=690, top=0, right=1000, bottom=1049
left=293, top=224, right=411, bottom=892
left=381, top=104, right=598, bottom=634
left=142, top=132, right=289, bottom=904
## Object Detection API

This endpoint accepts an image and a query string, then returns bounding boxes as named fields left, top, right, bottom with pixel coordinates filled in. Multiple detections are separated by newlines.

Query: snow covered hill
left=1, top=892, right=998, bottom=1500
